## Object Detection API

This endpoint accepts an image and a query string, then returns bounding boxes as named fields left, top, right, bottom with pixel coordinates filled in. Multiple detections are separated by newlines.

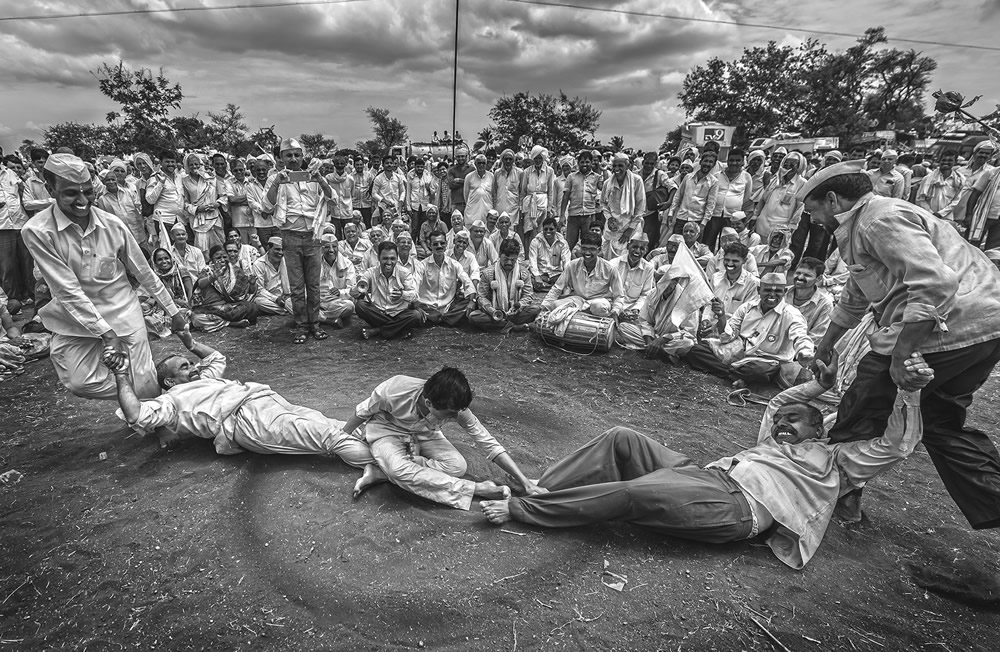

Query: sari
left=191, top=262, right=258, bottom=332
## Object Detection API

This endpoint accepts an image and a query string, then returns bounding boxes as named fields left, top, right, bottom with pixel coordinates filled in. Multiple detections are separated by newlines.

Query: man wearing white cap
left=468, top=219, right=498, bottom=269
left=251, top=236, right=292, bottom=315
left=168, top=222, right=207, bottom=279
left=463, top=154, right=494, bottom=227
left=801, top=159, right=1000, bottom=529
left=683, top=272, right=813, bottom=388
left=263, top=137, right=335, bottom=343
left=519, top=145, right=557, bottom=247
left=447, top=148, right=474, bottom=216
left=317, top=232, right=356, bottom=328
left=866, top=149, right=905, bottom=199
left=541, top=232, right=621, bottom=317
left=601, top=153, right=646, bottom=260
left=21, top=153, right=185, bottom=399
left=492, top=149, right=522, bottom=231
left=916, top=150, right=965, bottom=222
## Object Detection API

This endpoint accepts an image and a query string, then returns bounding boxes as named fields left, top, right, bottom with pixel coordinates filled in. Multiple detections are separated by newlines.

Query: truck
left=924, top=130, right=993, bottom=162
left=389, top=139, right=469, bottom=161
left=678, top=122, right=736, bottom=158
left=749, top=133, right=840, bottom=156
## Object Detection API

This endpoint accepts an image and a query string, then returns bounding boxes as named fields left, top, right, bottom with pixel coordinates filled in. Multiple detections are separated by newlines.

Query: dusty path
left=2, top=318, right=999, bottom=650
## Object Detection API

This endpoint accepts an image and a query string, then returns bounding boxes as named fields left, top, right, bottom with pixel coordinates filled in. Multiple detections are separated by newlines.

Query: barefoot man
left=483, top=353, right=933, bottom=569
left=345, top=367, right=545, bottom=509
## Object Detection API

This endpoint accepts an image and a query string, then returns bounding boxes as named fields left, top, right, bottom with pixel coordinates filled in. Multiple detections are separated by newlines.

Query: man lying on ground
left=103, top=329, right=374, bottom=466
left=481, top=352, right=932, bottom=569
left=345, top=366, right=543, bottom=510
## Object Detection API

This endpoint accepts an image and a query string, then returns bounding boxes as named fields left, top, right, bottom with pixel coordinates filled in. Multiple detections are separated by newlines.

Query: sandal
left=293, top=332, right=308, bottom=344
left=360, top=328, right=371, bottom=340
left=310, top=326, right=329, bottom=340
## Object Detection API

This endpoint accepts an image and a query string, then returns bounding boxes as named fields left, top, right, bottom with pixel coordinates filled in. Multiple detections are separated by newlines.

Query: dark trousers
left=416, top=297, right=469, bottom=327
left=256, top=226, right=281, bottom=245
left=509, top=428, right=754, bottom=543
left=410, top=207, right=427, bottom=240
left=331, top=218, right=350, bottom=240
left=281, top=229, right=322, bottom=327
left=971, top=220, right=1000, bottom=251
left=829, top=340, right=1000, bottom=529
left=566, top=213, right=597, bottom=250
left=683, top=342, right=778, bottom=383
left=672, top=218, right=690, bottom=236
left=358, top=207, right=373, bottom=230
left=790, top=215, right=832, bottom=265
left=701, top=214, right=726, bottom=252
left=642, top=212, right=661, bottom=251
left=0, top=229, right=34, bottom=301
left=355, top=301, right=423, bottom=339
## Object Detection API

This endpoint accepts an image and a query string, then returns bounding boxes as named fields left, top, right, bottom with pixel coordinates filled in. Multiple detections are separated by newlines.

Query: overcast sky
left=0, top=0, right=997, bottom=154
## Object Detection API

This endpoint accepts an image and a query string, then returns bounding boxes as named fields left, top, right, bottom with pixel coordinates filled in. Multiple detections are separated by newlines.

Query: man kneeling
left=482, top=352, right=932, bottom=569
left=104, top=329, right=373, bottom=466
left=344, top=367, right=543, bottom=510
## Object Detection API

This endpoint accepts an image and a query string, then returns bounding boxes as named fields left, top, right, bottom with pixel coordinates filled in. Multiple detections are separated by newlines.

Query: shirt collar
left=53, top=202, right=101, bottom=235
left=834, top=192, right=874, bottom=228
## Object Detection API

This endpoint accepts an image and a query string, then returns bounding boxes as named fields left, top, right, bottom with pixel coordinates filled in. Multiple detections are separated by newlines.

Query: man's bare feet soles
left=480, top=499, right=512, bottom=524
left=474, top=481, right=511, bottom=500
left=353, top=464, right=388, bottom=499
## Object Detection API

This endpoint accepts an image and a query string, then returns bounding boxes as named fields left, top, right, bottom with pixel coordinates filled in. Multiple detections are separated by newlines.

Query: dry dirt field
left=2, top=316, right=999, bottom=651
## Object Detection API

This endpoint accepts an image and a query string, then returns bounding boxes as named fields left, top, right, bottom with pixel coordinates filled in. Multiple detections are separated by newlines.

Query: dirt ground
left=2, top=314, right=1000, bottom=651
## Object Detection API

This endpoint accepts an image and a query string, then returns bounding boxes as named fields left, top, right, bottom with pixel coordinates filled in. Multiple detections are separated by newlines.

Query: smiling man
left=481, top=352, right=932, bottom=569
left=350, top=240, right=422, bottom=340
left=22, top=153, right=185, bottom=400
left=541, top=232, right=621, bottom=317
left=105, top=329, right=375, bottom=463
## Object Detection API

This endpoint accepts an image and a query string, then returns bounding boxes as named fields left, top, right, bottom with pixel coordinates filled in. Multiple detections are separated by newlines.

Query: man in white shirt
left=405, top=157, right=437, bottom=240
left=371, top=154, right=407, bottom=226
left=711, top=241, right=759, bottom=320
left=97, top=170, right=149, bottom=255
left=708, top=148, right=753, bottom=251
left=105, top=329, right=375, bottom=463
left=866, top=149, right=906, bottom=199
left=916, top=150, right=964, bottom=222
left=246, top=159, right=278, bottom=243
left=0, top=156, right=33, bottom=304
left=144, top=149, right=185, bottom=238
left=669, top=152, right=719, bottom=237
left=349, top=240, right=422, bottom=339
left=350, top=157, right=375, bottom=229
left=325, top=155, right=355, bottom=239
left=463, top=154, right=494, bottom=226
left=492, top=149, right=523, bottom=233
left=414, top=231, right=476, bottom=327
left=601, top=153, right=646, bottom=260
left=262, top=138, right=335, bottom=342
left=315, top=232, right=356, bottom=327
left=251, top=237, right=292, bottom=315
left=528, top=217, right=571, bottom=291
left=22, top=148, right=55, bottom=216
left=169, top=223, right=207, bottom=279
left=612, top=232, right=656, bottom=348
left=22, top=154, right=184, bottom=399
left=541, top=232, right=621, bottom=317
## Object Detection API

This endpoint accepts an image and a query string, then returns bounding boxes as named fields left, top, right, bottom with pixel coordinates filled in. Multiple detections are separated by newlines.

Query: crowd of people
left=3, top=130, right=1000, bottom=573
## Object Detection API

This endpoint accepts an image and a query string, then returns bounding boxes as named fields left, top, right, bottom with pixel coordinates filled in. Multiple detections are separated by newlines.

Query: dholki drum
left=531, top=312, right=616, bottom=352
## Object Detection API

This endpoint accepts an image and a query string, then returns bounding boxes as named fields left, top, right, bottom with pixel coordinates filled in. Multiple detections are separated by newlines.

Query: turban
left=108, top=158, right=127, bottom=172
left=500, top=149, right=515, bottom=159
left=134, top=153, right=154, bottom=172
left=426, top=205, right=438, bottom=214
left=456, top=147, right=469, bottom=156
left=319, top=233, right=337, bottom=245
left=760, top=272, right=787, bottom=287
left=529, top=145, right=546, bottom=160
left=170, top=222, right=188, bottom=234
left=43, top=153, right=90, bottom=184
left=973, top=140, right=997, bottom=154
left=279, top=138, right=303, bottom=153
left=823, top=150, right=843, bottom=162
left=267, top=236, right=283, bottom=246
left=796, top=159, right=866, bottom=201
left=559, top=155, right=575, bottom=169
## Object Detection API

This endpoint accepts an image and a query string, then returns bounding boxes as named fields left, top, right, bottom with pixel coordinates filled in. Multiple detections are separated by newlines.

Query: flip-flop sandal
left=360, top=328, right=371, bottom=340
left=311, top=327, right=329, bottom=340
left=293, top=332, right=308, bottom=344
left=726, top=388, right=772, bottom=407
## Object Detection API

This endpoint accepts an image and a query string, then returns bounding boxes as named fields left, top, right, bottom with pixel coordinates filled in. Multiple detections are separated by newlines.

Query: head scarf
left=530, top=145, right=547, bottom=160
left=747, top=150, right=766, bottom=164
left=973, top=140, right=997, bottom=154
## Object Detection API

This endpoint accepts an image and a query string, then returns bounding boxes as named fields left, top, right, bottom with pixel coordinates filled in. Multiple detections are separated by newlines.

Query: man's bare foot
left=833, top=488, right=864, bottom=525
left=353, top=464, right=388, bottom=499
left=474, top=480, right=511, bottom=500
left=480, top=499, right=512, bottom=524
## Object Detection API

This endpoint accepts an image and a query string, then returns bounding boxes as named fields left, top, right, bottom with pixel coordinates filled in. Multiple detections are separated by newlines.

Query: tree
left=206, top=103, right=248, bottom=153
left=678, top=28, right=937, bottom=148
left=42, top=122, right=108, bottom=160
left=364, top=106, right=408, bottom=152
left=93, top=60, right=183, bottom=153
left=660, top=126, right=682, bottom=154
left=171, top=115, right=212, bottom=150
left=19, top=139, right=38, bottom=159
left=488, top=91, right=601, bottom=153
left=299, top=133, right=338, bottom=157
left=354, top=138, right=384, bottom=160
left=609, top=135, right=625, bottom=153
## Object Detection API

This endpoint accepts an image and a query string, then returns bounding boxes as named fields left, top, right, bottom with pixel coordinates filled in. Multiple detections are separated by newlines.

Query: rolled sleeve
left=118, top=397, right=177, bottom=435
left=458, top=409, right=506, bottom=461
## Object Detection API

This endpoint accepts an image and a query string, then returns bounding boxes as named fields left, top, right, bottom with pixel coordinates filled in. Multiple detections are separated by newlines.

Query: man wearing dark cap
left=802, top=159, right=1000, bottom=532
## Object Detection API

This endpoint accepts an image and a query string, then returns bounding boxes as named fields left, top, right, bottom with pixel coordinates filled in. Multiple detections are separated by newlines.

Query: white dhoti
left=230, top=394, right=374, bottom=467
left=50, top=328, right=158, bottom=400
left=319, top=297, right=355, bottom=324
left=253, top=292, right=292, bottom=315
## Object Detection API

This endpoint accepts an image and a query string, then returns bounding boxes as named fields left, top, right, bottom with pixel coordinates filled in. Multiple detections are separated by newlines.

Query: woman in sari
left=191, top=245, right=259, bottom=332
left=182, top=153, right=224, bottom=251
left=140, top=248, right=191, bottom=338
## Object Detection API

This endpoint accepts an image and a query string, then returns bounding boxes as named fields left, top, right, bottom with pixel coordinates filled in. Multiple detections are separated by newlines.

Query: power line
left=501, top=0, right=1000, bottom=53
left=0, top=0, right=368, bottom=23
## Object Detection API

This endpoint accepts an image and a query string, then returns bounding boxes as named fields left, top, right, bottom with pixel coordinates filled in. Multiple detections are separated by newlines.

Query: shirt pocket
left=94, top=256, right=120, bottom=281
left=848, top=263, right=890, bottom=303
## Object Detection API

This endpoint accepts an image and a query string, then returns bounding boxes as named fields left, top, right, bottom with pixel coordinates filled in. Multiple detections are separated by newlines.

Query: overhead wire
left=0, top=0, right=368, bottom=23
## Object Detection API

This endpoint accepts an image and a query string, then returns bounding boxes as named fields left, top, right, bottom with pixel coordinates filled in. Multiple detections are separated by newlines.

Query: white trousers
left=370, top=434, right=476, bottom=510
left=50, top=329, right=158, bottom=400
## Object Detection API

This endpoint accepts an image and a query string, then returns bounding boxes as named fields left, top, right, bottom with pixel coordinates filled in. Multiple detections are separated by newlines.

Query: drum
left=531, top=312, right=617, bottom=353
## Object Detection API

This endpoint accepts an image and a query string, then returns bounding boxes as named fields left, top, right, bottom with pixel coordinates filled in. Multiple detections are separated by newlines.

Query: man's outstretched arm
left=102, top=348, right=143, bottom=425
